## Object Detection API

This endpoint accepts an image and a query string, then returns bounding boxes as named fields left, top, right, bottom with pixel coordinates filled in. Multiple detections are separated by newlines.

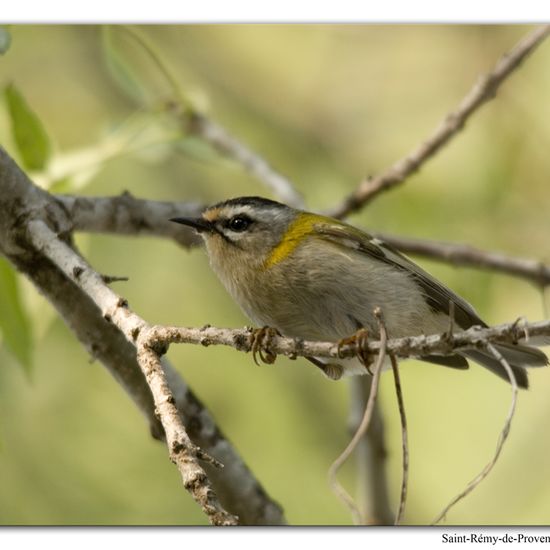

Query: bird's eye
left=227, top=215, right=251, bottom=232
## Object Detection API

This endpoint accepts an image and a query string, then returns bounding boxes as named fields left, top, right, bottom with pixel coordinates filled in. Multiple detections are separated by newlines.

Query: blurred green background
left=0, top=24, right=550, bottom=525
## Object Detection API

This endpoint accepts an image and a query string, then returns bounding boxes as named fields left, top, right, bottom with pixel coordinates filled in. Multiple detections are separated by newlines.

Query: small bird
left=171, top=196, right=547, bottom=388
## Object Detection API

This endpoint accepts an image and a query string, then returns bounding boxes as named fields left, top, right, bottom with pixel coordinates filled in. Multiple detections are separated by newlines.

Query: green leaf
left=101, top=26, right=146, bottom=105
left=4, top=83, right=52, bottom=171
left=0, top=257, right=33, bottom=374
left=0, top=27, right=11, bottom=55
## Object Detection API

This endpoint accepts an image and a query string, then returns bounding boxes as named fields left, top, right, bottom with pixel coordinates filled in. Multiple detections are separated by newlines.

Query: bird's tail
left=462, top=343, right=548, bottom=389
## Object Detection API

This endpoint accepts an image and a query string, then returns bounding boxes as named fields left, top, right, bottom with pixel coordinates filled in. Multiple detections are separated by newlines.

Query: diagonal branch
left=115, top=25, right=304, bottom=209
left=0, top=146, right=285, bottom=525
left=187, top=113, right=305, bottom=208
left=329, top=24, right=550, bottom=219
left=26, top=218, right=238, bottom=526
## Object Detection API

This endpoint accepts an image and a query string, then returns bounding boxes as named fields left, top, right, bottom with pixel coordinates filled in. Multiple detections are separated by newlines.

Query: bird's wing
left=313, top=218, right=487, bottom=330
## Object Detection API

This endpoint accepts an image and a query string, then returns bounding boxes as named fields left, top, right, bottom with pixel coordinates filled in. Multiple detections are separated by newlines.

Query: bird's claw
left=337, top=328, right=374, bottom=374
left=250, top=326, right=280, bottom=365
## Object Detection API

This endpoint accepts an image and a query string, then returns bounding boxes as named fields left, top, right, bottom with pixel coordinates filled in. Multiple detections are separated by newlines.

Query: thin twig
left=431, top=343, right=518, bottom=525
left=101, top=273, right=129, bottom=284
left=378, top=232, right=550, bottom=288
left=327, top=308, right=387, bottom=525
left=117, top=25, right=193, bottom=113
left=139, top=319, right=550, bottom=366
left=389, top=353, right=408, bottom=525
left=107, top=26, right=304, bottom=207
left=187, top=113, right=305, bottom=208
left=329, top=24, right=550, bottom=219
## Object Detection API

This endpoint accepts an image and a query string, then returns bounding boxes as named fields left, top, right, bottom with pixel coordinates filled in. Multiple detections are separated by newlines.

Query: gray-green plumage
left=172, top=196, right=548, bottom=388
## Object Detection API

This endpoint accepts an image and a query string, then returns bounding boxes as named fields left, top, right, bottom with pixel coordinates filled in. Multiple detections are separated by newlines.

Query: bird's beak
left=170, top=217, right=213, bottom=233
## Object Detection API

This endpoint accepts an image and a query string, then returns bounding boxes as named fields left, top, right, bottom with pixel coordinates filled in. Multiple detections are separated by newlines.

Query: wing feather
left=313, top=220, right=486, bottom=330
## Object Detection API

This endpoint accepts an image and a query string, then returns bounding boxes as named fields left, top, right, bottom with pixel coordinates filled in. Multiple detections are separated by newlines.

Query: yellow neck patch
left=263, top=212, right=321, bottom=269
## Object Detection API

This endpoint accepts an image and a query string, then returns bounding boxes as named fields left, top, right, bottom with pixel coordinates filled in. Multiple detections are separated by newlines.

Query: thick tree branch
left=57, top=193, right=203, bottom=248
left=57, top=193, right=550, bottom=288
left=0, top=147, right=285, bottom=525
left=329, top=24, right=550, bottom=219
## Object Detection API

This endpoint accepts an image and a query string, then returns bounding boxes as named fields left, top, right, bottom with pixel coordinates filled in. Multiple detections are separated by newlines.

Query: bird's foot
left=337, top=328, right=374, bottom=374
left=250, top=326, right=281, bottom=365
